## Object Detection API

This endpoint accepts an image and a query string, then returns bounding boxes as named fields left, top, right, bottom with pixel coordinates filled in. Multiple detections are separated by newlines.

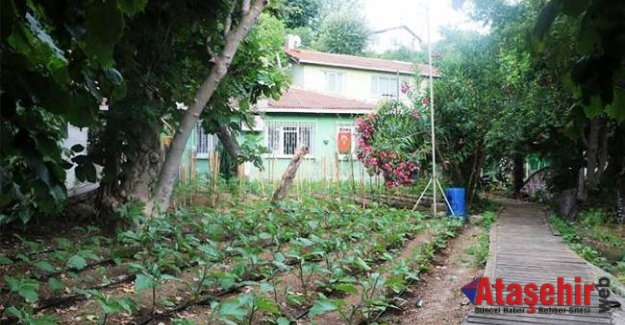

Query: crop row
left=1, top=197, right=437, bottom=324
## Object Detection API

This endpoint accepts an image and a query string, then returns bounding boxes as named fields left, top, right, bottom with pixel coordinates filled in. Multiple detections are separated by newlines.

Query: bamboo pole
left=297, top=159, right=303, bottom=201
left=210, top=151, right=220, bottom=207
left=322, top=155, right=326, bottom=182
left=238, top=164, right=244, bottom=197
left=189, top=149, right=195, bottom=181
left=334, top=152, right=340, bottom=184
left=259, top=168, right=265, bottom=196
left=427, top=1, right=437, bottom=216
left=349, top=153, right=356, bottom=195
left=272, top=154, right=277, bottom=187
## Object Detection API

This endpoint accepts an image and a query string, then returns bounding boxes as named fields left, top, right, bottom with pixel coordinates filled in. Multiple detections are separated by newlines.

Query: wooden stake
left=321, top=155, right=326, bottom=182
left=349, top=153, right=356, bottom=195
left=271, top=154, right=277, bottom=186
left=259, top=168, right=265, bottom=196
left=210, top=151, right=220, bottom=207
left=334, top=152, right=340, bottom=184
left=238, top=164, right=244, bottom=197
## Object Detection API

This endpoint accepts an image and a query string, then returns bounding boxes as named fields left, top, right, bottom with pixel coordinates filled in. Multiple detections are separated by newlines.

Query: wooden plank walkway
left=463, top=200, right=617, bottom=325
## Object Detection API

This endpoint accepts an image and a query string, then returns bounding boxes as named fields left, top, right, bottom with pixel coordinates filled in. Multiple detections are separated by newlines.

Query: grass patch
left=549, top=211, right=625, bottom=291
left=466, top=210, right=497, bottom=267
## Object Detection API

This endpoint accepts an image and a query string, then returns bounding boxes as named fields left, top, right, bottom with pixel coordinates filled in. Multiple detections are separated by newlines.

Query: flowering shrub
left=356, top=100, right=428, bottom=187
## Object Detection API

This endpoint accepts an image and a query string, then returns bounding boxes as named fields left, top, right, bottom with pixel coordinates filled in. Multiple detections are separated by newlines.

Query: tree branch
left=216, top=125, right=241, bottom=161
left=223, top=2, right=236, bottom=38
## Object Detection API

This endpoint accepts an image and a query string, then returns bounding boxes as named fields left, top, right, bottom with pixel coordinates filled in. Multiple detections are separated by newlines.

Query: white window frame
left=372, top=76, right=399, bottom=98
left=195, top=122, right=219, bottom=159
left=265, top=121, right=315, bottom=158
left=336, top=123, right=358, bottom=160
left=325, top=71, right=344, bottom=93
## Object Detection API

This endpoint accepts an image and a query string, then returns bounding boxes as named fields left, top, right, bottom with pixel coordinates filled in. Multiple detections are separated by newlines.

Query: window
left=372, top=76, right=399, bottom=98
left=325, top=71, right=344, bottom=93
left=195, top=122, right=219, bottom=158
left=266, top=122, right=315, bottom=156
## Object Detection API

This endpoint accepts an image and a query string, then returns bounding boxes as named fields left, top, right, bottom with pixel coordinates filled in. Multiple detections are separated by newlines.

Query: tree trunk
left=605, top=122, right=625, bottom=223
left=122, top=123, right=163, bottom=204
left=466, top=144, right=484, bottom=207
left=512, top=154, right=525, bottom=197
left=556, top=188, right=578, bottom=220
left=151, top=0, right=268, bottom=213
left=216, top=125, right=241, bottom=177
left=585, top=117, right=601, bottom=183
left=271, top=145, right=309, bottom=204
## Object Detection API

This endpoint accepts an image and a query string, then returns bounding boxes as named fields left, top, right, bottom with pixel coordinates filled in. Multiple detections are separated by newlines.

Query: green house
left=182, top=39, right=437, bottom=182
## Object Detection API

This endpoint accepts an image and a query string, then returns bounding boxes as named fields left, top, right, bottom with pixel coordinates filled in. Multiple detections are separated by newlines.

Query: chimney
left=285, top=34, right=301, bottom=50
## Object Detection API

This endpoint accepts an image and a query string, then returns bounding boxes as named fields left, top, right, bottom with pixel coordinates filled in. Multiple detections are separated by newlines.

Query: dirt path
left=388, top=220, right=484, bottom=325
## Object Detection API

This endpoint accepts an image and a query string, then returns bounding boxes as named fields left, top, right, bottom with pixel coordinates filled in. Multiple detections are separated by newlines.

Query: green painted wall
left=185, top=113, right=371, bottom=182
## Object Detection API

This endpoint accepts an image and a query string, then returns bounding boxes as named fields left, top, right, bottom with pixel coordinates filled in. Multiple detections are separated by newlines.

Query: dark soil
left=387, top=220, right=484, bottom=325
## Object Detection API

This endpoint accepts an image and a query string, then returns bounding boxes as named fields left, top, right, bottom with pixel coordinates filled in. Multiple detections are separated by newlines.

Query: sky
left=362, top=0, right=488, bottom=43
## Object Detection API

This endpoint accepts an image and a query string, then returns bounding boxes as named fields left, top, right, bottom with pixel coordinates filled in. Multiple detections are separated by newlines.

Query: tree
left=0, top=0, right=146, bottom=223
left=86, top=0, right=231, bottom=211
left=279, top=0, right=321, bottom=29
left=151, top=0, right=270, bottom=213
left=313, top=11, right=370, bottom=55
left=2, top=0, right=287, bottom=222
left=373, top=45, right=426, bottom=63
left=431, top=30, right=501, bottom=205
left=533, top=0, right=625, bottom=206
left=198, top=13, right=289, bottom=178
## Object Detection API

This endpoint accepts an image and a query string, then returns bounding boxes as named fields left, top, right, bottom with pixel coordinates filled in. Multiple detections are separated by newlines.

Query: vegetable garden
left=0, top=186, right=471, bottom=324
left=2, top=0, right=624, bottom=324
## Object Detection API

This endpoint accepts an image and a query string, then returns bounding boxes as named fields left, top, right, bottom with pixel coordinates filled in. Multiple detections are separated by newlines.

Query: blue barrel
left=445, top=187, right=466, bottom=219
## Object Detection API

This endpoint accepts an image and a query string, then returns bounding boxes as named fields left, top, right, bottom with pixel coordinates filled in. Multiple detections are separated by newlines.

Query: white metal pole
left=426, top=0, right=437, bottom=216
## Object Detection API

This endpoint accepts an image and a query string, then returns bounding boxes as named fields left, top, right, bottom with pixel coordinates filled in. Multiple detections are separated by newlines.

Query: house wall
left=189, top=113, right=371, bottom=182
left=62, top=124, right=89, bottom=189
left=368, top=29, right=422, bottom=53
left=293, top=65, right=416, bottom=103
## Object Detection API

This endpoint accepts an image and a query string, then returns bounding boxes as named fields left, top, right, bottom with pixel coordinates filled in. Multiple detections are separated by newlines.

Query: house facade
left=368, top=25, right=424, bottom=54
left=183, top=40, right=437, bottom=182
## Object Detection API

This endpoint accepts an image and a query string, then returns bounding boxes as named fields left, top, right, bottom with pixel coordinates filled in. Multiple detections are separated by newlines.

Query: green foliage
left=534, top=0, right=625, bottom=121
left=549, top=212, right=624, bottom=280
left=0, top=0, right=146, bottom=219
left=309, top=295, right=340, bottom=317
left=373, top=45, right=426, bottom=62
left=313, top=11, right=370, bottom=55
left=579, top=209, right=609, bottom=228
left=277, top=0, right=322, bottom=29
left=201, top=13, right=289, bottom=169
left=0, top=184, right=472, bottom=323
left=5, top=276, right=40, bottom=303
left=239, top=133, right=271, bottom=170
left=5, top=306, right=58, bottom=325
left=467, top=210, right=497, bottom=266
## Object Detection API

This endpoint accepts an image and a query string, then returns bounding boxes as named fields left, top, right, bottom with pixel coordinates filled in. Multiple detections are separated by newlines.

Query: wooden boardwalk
left=463, top=200, right=617, bottom=325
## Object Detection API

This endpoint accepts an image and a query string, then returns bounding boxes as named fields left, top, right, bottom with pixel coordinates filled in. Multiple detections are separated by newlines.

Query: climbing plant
left=356, top=94, right=429, bottom=188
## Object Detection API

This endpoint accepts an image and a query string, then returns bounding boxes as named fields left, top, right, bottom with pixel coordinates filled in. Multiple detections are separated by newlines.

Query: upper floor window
left=325, top=71, right=344, bottom=93
left=372, top=76, right=399, bottom=98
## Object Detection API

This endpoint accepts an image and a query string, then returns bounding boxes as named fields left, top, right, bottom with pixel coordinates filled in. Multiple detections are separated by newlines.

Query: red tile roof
left=286, top=48, right=439, bottom=76
left=265, top=88, right=375, bottom=112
